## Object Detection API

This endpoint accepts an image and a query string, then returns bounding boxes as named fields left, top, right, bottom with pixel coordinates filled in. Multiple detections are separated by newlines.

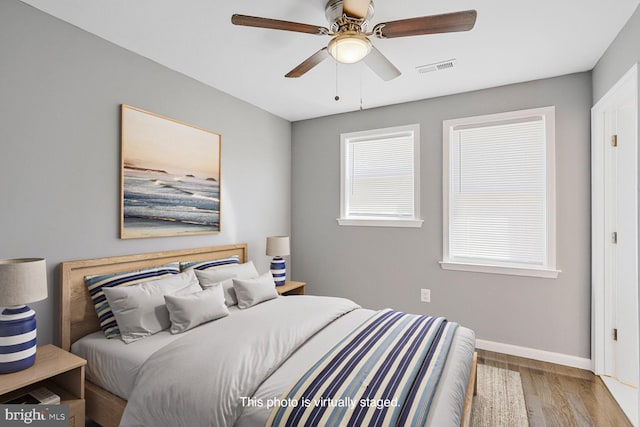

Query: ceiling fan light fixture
left=328, top=33, right=371, bottom=64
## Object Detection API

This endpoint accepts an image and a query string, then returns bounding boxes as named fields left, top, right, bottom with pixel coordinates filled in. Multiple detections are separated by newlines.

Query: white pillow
left=164, top=284, right=229, bottom=334
left=233, top=272, right=279, bottom=309
left=103, top=269, right=201, bottom=343
left=194, top=261, right=259, bottom=306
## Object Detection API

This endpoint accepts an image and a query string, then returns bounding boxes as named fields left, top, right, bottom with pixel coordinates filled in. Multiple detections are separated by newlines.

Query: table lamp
left=266, top=236, right=290, bottom=286
left=0, top=258, right=48, bottom=374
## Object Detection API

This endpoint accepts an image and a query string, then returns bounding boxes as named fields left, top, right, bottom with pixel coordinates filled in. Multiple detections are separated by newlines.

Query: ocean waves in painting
left=123, top=167, right=219, bottom=235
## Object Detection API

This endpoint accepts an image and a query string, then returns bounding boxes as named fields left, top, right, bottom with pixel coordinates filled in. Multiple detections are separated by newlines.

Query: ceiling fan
left=231, top=0, right=477, bottom=81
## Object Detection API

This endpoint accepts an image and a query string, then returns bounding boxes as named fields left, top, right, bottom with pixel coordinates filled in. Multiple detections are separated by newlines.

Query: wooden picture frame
left=120, top=105, right=221, bottom=238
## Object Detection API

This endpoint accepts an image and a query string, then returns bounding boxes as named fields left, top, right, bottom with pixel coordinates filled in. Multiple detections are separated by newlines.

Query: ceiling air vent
left=416, top=59, right=456, bottom=74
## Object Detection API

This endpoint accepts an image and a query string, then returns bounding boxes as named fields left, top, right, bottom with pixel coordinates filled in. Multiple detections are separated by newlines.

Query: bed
left=59, top=244, right=476, bottom=427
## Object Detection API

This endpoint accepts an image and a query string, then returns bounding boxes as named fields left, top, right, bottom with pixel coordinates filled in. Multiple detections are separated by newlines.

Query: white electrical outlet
left=420, top=288, right=431, bottom=303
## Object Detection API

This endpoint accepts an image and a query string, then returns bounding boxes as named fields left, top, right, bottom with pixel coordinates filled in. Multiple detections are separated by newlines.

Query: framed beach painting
left=120, top=105, right=221, bottom=238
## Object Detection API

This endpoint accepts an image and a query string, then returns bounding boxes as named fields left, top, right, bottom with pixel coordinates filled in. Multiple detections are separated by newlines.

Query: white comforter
left=119, top=296, right=360, bottom=427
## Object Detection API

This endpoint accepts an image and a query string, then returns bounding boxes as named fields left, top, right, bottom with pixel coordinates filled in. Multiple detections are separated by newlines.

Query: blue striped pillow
left=85, top=262, right=180, bottom=339
left=180, top=255, right=240, bottom=271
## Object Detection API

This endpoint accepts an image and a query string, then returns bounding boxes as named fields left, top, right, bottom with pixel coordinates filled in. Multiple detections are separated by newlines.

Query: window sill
left=337, top=218, right=424, bottom=228
left=439, top=261, right=560, bottom=278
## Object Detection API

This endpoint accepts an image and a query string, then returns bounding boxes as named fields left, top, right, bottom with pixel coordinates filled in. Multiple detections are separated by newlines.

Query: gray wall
left=291, top=73, right=592, bottom=358
left=0, top=1, right=291, bottom=346
left=592, top=5, right=640, bottom=104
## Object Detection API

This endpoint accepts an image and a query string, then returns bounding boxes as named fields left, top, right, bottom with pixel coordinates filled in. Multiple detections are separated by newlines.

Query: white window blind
left=442, top=107, right=558, bottom=278
left=349, top=136, right=414, bottom=217
left=339, top=124, right=422, bottom=227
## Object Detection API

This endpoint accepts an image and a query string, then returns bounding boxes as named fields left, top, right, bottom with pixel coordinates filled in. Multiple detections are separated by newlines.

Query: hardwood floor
left=478, top=349, right=633, bottom=427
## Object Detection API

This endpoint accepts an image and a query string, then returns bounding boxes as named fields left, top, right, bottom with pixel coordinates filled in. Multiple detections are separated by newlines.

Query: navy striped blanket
left=267, top=309, right=458, bottom=427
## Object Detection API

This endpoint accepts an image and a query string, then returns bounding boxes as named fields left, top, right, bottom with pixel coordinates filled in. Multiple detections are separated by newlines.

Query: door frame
left=591, top=63, right=638, bottom=376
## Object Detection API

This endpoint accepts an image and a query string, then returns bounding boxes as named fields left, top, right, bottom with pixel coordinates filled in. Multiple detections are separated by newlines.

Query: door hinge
left=611, top=232, right=618, bottom=244
left=613, top=328, right=618, bottom=341
left=611, top=134, right=618, bottom=147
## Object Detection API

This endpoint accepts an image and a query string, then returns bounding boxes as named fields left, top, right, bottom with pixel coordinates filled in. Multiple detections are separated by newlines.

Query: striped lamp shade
left=266, top=236, right=290, bottom=287
left=0, top=258, right=47, bottom=374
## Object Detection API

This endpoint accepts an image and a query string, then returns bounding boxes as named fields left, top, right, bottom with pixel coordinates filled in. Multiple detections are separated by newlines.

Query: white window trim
left=337, top=218, right=424, bottom=227
left=441, top=106, right=560, bottom=278
left=439, top=261, right=560, bottom=278
left=338, top=124, right=423, bottom=228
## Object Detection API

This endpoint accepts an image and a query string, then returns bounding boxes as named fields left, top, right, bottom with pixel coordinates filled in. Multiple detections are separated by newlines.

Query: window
left=338, top=124, right=423, bottom=227
left=441, top=107, right=559, bottom=278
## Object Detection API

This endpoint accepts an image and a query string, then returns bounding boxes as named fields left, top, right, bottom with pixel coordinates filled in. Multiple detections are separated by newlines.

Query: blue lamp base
left=0, top=305, right=37, bottom=374
left=270, top=256, right=286, bottom=286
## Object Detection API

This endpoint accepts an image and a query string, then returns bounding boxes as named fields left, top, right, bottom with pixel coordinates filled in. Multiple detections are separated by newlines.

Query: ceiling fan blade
left=363, top=46, right=401, bottom=81
left=285, top=48, right=331, bottom=78
left=343, top=0, right=372, bottom=19
left=231, top=14, right=329, bottom=35
left=372, top=10, right=477, bottom=39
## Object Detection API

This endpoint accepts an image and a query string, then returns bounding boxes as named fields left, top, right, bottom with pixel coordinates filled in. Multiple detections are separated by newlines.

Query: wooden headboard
left=59, top=244, right=248, bottom=351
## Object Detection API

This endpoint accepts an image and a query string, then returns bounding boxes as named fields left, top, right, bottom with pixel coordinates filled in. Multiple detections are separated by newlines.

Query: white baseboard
left=476, top=339, right=593, bottom=371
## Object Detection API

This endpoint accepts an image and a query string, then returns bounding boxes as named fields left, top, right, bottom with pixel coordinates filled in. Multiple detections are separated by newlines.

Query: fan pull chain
left=359, top=65, right=364, bottom=111
left=334, top=62, right=340, bottom=101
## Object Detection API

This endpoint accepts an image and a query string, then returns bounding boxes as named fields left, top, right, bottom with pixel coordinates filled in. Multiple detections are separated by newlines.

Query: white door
left=592, top=64, right=639, bottom=397
left=605, top=79, right=639, bottom=386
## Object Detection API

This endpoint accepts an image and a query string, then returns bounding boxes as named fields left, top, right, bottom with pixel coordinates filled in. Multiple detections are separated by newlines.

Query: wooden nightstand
left=277, top=280, right=306, bottom=296
left=0, top=344, right=86, bottom=427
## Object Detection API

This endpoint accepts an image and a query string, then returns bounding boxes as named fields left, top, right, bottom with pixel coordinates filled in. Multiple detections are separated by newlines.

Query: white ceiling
left=20, top=0, right=640, bottom=121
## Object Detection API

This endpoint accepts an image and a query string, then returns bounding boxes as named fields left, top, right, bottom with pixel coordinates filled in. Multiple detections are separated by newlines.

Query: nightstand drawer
left=67, top=399, right=85, bottom=427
